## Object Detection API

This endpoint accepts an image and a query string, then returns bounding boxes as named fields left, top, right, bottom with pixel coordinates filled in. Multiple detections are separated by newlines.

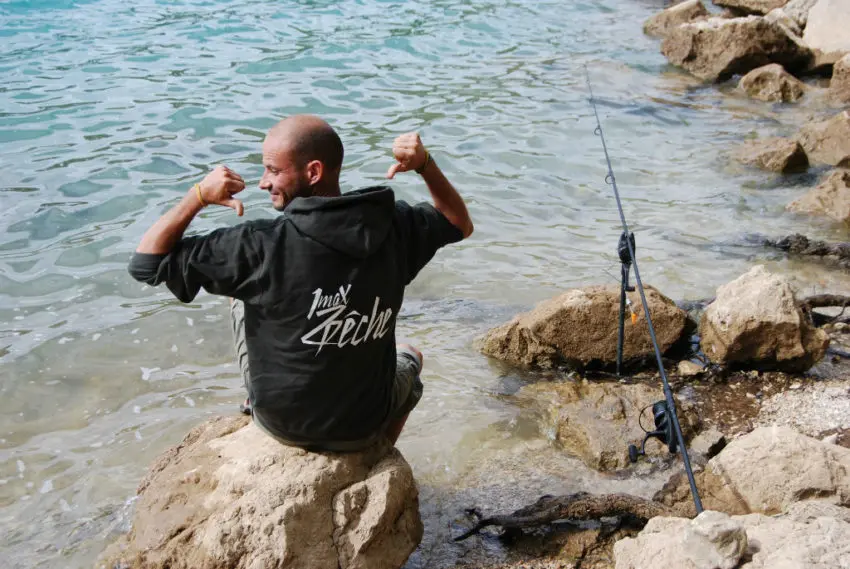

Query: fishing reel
left=628, top=400, right=678, bottom=463
left=617, top=231, right=635, bottom=267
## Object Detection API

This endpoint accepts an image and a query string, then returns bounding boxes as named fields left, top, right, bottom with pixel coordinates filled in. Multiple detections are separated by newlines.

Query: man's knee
left=397, top=343, right=423, bottom=370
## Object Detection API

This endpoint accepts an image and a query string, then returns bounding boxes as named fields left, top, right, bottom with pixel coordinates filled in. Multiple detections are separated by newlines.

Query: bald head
left=267, top=115, right=344, bottom=173
left=260, top=115, right=344, bottom=210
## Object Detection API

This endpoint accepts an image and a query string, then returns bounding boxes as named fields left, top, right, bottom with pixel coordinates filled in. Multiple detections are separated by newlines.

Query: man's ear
left=306, top=160, right=324, bottom=185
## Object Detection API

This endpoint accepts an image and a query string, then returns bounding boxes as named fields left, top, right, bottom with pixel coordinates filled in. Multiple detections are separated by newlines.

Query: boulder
left=797, top=111, right=850, bottom=167
left=734, top=137, right=809, bottom=172
left=714, top=0, right=790, bottom=15
left=765, top=7, right=803, bottom=36
left=699, top=265, right=829, bottom=371
left=783, top=0, right=819, bottom=28
left=803, top=0, right=850, bottom=62
left=829, top=53, right=850, bottom=104
left=517, top=381, right=701, bottom=471
left=661, top=16, right=812, bottom=82
left=654, top=426, right=850, bottom=517
left=614, top=509, right=850, bottom=569
left=739, top=63, right=808, bottom=102
left=787, top=169, right=850, bottom=223
left=643, top=0, right=710, bottom=38
left=796, top=111, right=850, bottom=166
left=98, top=416, right=423, bottom=569
left=479, top=285, right=689, bottom=370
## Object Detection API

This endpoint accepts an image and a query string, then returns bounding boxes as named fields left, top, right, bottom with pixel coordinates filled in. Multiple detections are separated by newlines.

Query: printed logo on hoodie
left=301, top=285, right=394, bottom=354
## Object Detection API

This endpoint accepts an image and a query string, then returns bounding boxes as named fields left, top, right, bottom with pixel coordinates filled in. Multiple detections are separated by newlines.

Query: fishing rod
left=584, top=67, right=703, bottom=515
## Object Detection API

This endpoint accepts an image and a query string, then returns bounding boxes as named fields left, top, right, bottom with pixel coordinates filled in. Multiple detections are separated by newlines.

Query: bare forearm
left=136, top=189, right=204, bottom=254
left=419, top=159, right=473, bottom=238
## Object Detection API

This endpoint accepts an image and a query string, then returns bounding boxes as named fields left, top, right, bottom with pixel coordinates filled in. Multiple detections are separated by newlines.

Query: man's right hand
left=199, top=166, right=246, bottom=216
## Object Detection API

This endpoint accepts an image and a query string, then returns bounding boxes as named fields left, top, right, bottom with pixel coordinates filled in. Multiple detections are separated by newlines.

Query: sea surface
left=1, top=1, right=848, bottom=567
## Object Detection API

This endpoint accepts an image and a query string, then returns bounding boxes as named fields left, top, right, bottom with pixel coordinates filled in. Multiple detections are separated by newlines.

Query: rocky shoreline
left=95, top=2, right=850, bottom=569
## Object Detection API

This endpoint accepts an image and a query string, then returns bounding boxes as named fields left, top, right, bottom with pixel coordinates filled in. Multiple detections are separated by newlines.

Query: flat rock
left=614, top=509, right=850, bottom=569
left=661, top=16, right=812, bottom=82
left=643, top=0, right=710, bottom=38
left=787, top=168, right=850, bottom=223
left=803, top=0, right=850, bottom=61
left=735, top=136, right=809, bottom=172
left=517, top=381, right=701, bottom=471
left=739, top=63, right=808, bottom=102
left=479, top=285, right=689, bottom=370
left=829, top=53, right=850, bottom=104
left=98, top=416, right=423, bottom=569
left=654, top=426, right=850, bottom=518
left=714, top=0, right=791, bottom=15
left=797, top=111, right=850, bottom=166
left=699, top=266, right=829, bottom=371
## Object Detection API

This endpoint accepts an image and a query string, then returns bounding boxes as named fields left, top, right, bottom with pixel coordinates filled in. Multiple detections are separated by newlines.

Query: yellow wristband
left=194, top=183, right=206, bottom=207
left=415, top=150, right=432, bottom=174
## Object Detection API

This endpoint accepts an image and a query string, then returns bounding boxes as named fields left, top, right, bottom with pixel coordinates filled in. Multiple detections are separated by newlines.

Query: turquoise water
left=2, top=1, right=849, bottom=567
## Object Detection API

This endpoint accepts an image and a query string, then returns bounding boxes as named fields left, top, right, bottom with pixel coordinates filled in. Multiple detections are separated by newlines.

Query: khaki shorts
left=229, top=299, right=423, bottom=451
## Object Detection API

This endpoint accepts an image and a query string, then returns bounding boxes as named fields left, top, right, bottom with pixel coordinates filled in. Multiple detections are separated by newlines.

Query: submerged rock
left=787, top=168, right=850, bottom=223
left=479, top=285, right=689, bottom=370
left=734, top=136, right=809, bottom=172
left=796, top=110, right=850, bottom=167
left=643, top=0, right=710, bottom=38
left=98, top=416, right=422, bottom=569
left=699, top=266, right=829, bottom=371
left=739, top=63, right=808, bottom=102
left=654, top=425, right=850, bottom=517
left=614, top=508, right=850, bottom=569
left=803, top=0, right=850, bottom=63
left=829, top=53, right=850, bottom=104
left=517, top=381, right=700, bottom=471
left=661, top=16, right=812, bottom=82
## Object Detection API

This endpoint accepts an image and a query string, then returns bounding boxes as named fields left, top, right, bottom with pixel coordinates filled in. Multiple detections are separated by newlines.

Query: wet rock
left=654, top=426, right=850, bottom=517
left=739, top=63, right=807, bottom=102
left=517, top=381, right=700, bottom=471
left=643, top=0, right=710, bottom=38
left=734, top=136, right=809, bottom=172
left=714, top=0, right=791, bottom=15
left=699, top=265, right=829, bottom=371
left=784, top=0, right=818, bottom=28
left=787, top=169, right=850, bottom=223
left=796, top=111, right=850, bottom=167
left=803, top=0, right=850, bottom=63
left=829, top=53, right=850, bottom=104
left=479, top=286, right=689, bottom=370
left=614, top=509, right=850, bottom=569
left=98, top=416, right=422, bottom=569
left=661, top=16, right=812, bottom=82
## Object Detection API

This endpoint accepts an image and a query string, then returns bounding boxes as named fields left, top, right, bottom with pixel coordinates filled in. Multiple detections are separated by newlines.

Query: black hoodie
left=128, top=186, right=462, bottom=445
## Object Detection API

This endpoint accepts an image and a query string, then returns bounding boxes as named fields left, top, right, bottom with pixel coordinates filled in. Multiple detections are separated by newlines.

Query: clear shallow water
left=1, top=0, right=849, bottom=567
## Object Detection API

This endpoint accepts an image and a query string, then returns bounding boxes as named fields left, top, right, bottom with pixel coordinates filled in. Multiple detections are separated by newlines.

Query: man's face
left=259, top=138, right=312, bottom=211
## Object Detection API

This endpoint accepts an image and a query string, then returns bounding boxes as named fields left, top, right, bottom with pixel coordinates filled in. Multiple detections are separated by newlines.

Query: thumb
left=225, top=198, right=244, bottom=217
left=386, top=163, right=403, bottom=179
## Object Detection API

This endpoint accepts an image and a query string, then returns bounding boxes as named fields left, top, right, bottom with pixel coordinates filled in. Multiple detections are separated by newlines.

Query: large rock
left=699, top=265, right=829, bottom=371
left=739, top=63, right=808, bottom=102
left=643, top=0, right=710, bottom=38
left=614, top=509, right=850, bottom=569
left=829, top=53, right=850, bottom=104
left=787, top=169, right=850, bottom=223
left=661, top=16, right=812, bottom=82
left=784, top=0, right=819, bottom=28
left=797, top=111, right=850, bottom=166
left=479, top=286, right=689, bottom=370
left=714, top=0, right=790, bottom=15
left=735, top=137, right=809, bottom=172
left=654, top=426, right=850, bottom=517
left=517, top=381, right=701, bottom=471
left=765, top=7, right=803, bottom=36
left=98, top=416, right=423, bottom=569
left=803, top=0, right=850, bottom=62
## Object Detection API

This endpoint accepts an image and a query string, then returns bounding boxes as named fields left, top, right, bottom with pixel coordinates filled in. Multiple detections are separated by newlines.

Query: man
left=128, top=115, right=473, bottom=452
